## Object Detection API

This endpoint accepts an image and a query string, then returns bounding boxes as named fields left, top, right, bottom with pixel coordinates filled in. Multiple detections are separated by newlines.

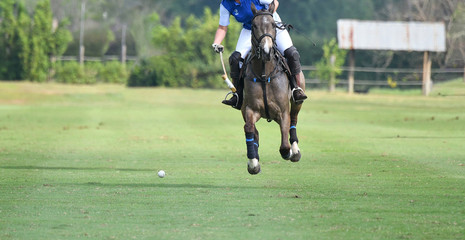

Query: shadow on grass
left=0, top=165, right=155, bottom=172
left=379, top=136, right=465, bottom=139
left=0, top=165, right=268, bottom=190
left=81, top=182, right=252, bottom=189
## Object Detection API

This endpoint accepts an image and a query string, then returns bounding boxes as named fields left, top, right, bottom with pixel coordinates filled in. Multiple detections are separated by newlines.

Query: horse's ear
left=251, top=2, right=258, bottom=15
left=268, top=1, right=275, bottom=14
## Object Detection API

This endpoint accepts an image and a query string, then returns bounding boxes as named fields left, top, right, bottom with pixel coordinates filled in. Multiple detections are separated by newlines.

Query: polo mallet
left=219, top=51, right=237, bottom=93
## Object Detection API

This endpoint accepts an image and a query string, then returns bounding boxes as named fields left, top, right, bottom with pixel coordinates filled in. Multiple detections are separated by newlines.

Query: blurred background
left=1, top=0, right=464, bottom=91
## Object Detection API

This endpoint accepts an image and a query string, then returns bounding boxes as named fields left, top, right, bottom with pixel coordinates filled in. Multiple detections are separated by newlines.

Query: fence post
left=348, top=49, right=355, bottom=94
left=422, top=51, right=432, bottom=96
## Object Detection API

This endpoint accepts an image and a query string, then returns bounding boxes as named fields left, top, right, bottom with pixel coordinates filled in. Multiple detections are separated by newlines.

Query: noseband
left=251, top=11, right=276, bottom=60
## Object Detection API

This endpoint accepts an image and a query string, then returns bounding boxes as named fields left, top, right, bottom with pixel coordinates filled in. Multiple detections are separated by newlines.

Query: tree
left=128, top=8, right=241, bottom=88
left=0, top=0, right=71, bottom=81
left=314, top=39, right=347, bottom=92
left=28, top=0, right=55, bottom=81
left=445, top=2, right=465, bottom=68
left=0, top=0, right=30, bottom=80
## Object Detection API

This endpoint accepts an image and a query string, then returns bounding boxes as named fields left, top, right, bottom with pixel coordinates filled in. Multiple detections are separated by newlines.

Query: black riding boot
left=222, top=51, right=243, bottom=110
left=291, top=73, right=307, bottom=103
left=284, top=47, right=307, bottom=103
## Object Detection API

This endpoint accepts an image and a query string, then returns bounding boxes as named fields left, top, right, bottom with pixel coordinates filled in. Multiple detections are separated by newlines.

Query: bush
left=83, top=62, right=103, bottom=84
left=98, top=61, right=128, bottom=84
left=54, top=61, right=128, bottom=84
left=55, top=61, right=87, bottom=84
left=127, top=59, right=159, bottom=87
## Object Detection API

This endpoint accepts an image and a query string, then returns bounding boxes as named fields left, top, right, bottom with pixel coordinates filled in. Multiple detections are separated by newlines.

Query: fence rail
left=302, top=65, right=464, bottom=90
left=302, top=65, right=465, bottom=74
left=306, top=79, right=423, bottom=86
left=59, top=55, right=138, bottom=62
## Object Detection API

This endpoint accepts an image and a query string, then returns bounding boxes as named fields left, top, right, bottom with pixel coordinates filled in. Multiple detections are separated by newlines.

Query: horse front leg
left=244, top=110, right=261, bottom=175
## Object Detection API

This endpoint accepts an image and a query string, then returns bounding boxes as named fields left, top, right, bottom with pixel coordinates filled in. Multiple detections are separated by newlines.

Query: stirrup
left=224, top=91, right=239, bottom=108
left=291, top=87, right=307, bottom=104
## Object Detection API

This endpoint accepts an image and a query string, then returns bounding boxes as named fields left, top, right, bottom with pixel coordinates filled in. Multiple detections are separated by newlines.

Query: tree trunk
left=329, top=72, right=336, bottom=93
left=329, top=54, right=336, bottom=93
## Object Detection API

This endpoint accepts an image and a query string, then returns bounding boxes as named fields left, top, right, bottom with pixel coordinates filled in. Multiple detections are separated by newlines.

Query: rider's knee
left=229, top=51, right=242, bottom=67
left=284, top=46, right=301, bottom=75
left=229, top=51, right=243, bottom=79
left=284, top=46, right=300, bottom=61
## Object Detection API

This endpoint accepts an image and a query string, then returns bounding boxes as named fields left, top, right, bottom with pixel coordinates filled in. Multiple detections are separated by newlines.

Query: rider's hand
left=212, top=43, right=224, bottom=53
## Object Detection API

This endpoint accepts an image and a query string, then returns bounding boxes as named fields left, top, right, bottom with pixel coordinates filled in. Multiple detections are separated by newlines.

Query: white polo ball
left=158, top=170, right=165, bottom=178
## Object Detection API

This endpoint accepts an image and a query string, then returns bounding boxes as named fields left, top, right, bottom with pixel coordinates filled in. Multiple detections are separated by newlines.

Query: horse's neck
left=250, top=53, right=277, bottom=78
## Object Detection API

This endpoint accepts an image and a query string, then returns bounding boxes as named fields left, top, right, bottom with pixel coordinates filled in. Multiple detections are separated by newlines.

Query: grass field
left=1, top=80, right=464, bottom=239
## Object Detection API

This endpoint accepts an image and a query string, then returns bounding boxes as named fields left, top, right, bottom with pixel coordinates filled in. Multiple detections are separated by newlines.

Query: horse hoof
left=290, top=142, right=301, bottom=162
left=247, top=158, right=261, bottom=175
left=280, top=148, right=291, bottom=160
left=290, top=151, right=301, bottom=162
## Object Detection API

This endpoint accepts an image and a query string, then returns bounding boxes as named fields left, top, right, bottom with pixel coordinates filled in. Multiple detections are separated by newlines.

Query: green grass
left=1, top=80, right=464, bottom=239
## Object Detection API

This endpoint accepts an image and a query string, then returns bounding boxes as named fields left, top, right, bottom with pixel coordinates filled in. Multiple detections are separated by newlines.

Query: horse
left=242, top=3, right=305, bottom=175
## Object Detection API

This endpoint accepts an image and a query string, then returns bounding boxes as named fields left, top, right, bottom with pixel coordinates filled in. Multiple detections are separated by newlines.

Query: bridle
left=251, top=11, right=276, bottom=61
left=247, top=10, right=280, bottom=80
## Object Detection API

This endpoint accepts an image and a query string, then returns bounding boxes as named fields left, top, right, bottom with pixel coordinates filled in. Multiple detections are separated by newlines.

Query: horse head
left=251, top=2, right=276, bottom=62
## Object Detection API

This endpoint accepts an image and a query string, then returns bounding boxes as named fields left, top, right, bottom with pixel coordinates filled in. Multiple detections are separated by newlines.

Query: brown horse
left=242, top=3, right=304, bottom=175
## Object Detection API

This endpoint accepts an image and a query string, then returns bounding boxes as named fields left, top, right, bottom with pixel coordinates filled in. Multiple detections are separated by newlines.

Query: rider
left=212, top=0, right=307, bottom=109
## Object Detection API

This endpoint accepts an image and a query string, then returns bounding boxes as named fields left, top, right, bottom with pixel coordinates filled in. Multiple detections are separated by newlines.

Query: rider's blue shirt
left=221, top=0, right=267, bottom=30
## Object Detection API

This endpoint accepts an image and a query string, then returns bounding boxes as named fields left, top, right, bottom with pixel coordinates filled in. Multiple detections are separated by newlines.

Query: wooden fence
left=302, top=65, right=465, bottom=93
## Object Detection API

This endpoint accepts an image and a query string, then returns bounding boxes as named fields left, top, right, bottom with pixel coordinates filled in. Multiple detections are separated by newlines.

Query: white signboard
left=337, top=19, right=446, bottom=52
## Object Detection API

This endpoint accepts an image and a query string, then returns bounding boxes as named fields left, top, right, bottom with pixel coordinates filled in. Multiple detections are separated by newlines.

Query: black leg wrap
left=254, top=139, right=259, bottom=160
left=290, top=127, right=298, bottom=144
left=245, top=132, right=257, bottom=159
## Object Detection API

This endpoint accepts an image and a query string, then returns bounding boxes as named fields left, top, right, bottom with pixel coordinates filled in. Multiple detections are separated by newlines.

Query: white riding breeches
left=235, top=12, right=293, bottom=58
